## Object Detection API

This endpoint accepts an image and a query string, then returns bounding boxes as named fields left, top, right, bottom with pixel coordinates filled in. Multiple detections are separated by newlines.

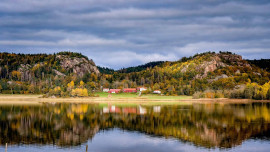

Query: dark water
left=0, top=102, right=270, bottom=152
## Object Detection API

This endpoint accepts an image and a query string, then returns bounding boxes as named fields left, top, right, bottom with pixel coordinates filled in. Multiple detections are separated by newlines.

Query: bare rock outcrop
left=57, top=55, right=99, bottom=77
left=52, top=69, right=66, bottom=77
left=194, top=55, right=227, bottom=78
left=13, top=54, right=99, bottom=82
left=218, top=53, right=251, bottom=67
left=18, top=64, right=32, bottom=81
left=192, top=53, right=252, bottom=79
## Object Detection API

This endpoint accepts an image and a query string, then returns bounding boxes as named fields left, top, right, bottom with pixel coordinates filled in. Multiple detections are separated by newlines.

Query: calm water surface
left=0, top=102, right=270, bottom=152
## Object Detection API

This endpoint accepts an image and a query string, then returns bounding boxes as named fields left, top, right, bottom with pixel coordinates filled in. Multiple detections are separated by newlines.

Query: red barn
left=123, top=88, right=137, bottom=93
left=108, top=89, right=121, bottom=93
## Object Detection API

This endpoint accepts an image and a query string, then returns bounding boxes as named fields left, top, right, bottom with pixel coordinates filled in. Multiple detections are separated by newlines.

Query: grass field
left=0, top=93, right=193, bottom=106
left=95, top=92, right=192, bottom=100
left=0, top=93, right=264, bottom=106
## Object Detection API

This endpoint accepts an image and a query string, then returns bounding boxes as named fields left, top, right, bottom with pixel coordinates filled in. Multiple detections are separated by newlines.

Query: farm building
left=123, top=88, right=137, bottom=93
left=108, top=89, right=121, bottom=93
left=153, top=90, right=161, bottom=94
left=137, top=87, right=147, bottom=92
left=103, top=88, right=109, bottom=92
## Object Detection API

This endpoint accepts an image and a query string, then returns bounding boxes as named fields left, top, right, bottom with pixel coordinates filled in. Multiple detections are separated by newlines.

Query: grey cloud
left=0, top=0, right=269, bottom=69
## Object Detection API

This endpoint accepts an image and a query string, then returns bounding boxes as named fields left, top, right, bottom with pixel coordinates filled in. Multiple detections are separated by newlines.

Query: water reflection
left=0, top=103, right=270, bottom=149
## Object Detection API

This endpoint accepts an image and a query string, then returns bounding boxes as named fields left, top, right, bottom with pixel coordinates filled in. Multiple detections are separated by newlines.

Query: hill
left=0, top=51, right=269, bottom=99
left=103, top=51, right=270, bottom=99
left=97, top=66, right=115, bottom=74
left=117, top=61, right=165, bottom=73
left=0, top=52, right=99, bottom=95
left=98, top=61, right=164, bottom=74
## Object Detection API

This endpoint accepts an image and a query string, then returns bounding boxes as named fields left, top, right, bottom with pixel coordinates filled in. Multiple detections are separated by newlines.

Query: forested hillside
left=0, top=52, right=99, bottom=96
left=98, top=61, right=164, bottom=74
left=0, top=51, right=270, bottom=99
left=117, top=61, right=164, bottom=73
left=247, top=59, right=270, bottom=72
left=100, top=52, right=270, bottom=99
left=97, top=66, right=115, bottom=74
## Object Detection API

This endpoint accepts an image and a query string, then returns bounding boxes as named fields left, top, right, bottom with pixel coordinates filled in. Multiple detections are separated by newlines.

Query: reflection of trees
left=0, top=103, right=270, bottom=148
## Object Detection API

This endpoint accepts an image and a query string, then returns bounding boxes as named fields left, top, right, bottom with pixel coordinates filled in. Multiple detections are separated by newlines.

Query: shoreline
left=0, top=94, right=269, bottom=105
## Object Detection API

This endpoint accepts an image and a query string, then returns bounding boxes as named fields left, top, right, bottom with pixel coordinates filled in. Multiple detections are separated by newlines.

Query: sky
left=0, top=0, right=270, bottom=69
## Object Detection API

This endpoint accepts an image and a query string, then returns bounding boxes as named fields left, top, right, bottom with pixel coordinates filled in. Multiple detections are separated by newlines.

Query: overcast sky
left=0, top=0, right=269, bottom=69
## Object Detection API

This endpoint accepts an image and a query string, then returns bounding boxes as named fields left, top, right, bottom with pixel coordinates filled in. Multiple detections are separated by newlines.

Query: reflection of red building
left=109, top=106, right=121, bottom=113
left=123, top=88, right=137, bottom=93
left=123, top=107, right=137, bottom=114
left=103, top=105, right=147, bottom=115
left=108, top=89, right=121, bottom=93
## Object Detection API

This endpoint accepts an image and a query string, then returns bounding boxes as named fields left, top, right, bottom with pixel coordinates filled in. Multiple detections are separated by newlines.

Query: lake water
left=0, top=102, right=270, bottom=152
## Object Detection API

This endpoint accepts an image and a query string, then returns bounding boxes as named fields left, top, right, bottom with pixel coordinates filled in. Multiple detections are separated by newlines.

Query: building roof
left=123, top=88, right=136, bottom=90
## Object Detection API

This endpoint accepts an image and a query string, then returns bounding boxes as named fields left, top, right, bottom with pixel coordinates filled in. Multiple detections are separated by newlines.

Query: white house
left=153, top=90, right=161, bottom=94
left=103, top=88, right=110, bottom=92
left=137, top=87, right=147, bottom=92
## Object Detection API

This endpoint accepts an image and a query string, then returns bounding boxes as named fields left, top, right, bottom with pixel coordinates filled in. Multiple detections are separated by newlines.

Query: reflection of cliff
left=0, top=103, right=270, bottom=148
left=0, top=105, right=100, bottom=147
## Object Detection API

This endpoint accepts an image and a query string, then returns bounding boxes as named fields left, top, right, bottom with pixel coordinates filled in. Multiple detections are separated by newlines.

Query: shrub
left=193, top=92, right=205, bottom=99
left=214, top=92, right=224, bottom=98
left=205, top=91, right=215, bottom=98
left=71, top=88, right=88, bottom=97
left=141, top=90, right=151, bottom=94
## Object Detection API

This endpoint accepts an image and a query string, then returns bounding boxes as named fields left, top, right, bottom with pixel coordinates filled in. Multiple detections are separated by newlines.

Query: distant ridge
left=0, top=51, right=269, bottom=100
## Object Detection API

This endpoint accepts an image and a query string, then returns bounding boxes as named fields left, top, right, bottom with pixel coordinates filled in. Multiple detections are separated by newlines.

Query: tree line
left=0, top=51, right=270, bottom=99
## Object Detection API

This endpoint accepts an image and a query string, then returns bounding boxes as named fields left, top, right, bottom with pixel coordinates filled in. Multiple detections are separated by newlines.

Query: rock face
left=52, top=69, right=66, bottom=77
left=201, top=56, right=227, bottom=78
left=18, top=64, right=32, bottom=81
left=194, top=55, right=227, bottom=79
left=218, top=53, right=251, bottom=67
left=56, top=55, right=99, bottom=77
left=10, top=54, right=100, bottom=82
left=186, top=53, right=252, bottom=79
left=214, top=74, right=229, bottom=81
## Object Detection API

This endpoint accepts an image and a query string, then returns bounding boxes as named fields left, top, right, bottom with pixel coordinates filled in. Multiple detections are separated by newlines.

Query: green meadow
left=95, top=92, right=192, bottom=100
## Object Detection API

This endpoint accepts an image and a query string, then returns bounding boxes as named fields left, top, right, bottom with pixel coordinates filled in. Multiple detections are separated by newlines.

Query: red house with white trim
left=108, top=89, right=121, bottom=93
left=123, top=88, right=137, bottom=93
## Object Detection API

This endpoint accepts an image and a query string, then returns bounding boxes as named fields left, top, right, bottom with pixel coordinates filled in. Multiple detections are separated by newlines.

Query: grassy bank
left=0, top=94, right=194, bottom=105
left=0, top=94, right=268, bottom=106
left=95, top=92, right=192, bottom=100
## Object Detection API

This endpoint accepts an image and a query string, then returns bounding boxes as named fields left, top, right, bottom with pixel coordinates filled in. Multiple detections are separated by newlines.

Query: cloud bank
left=0, top=0, right=269, bottom=69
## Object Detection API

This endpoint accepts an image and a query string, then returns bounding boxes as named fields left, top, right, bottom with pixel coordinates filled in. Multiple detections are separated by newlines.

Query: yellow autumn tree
left=11, top=71, right=21, bottom=80
left=67, top=81, right=75, bottom=91
left=82, top=88, right=88, bottom=96
left=71, top=88, right=88, bottom=97
left=80, top=81, right=84, bottom=88
left=256, top=81, right=270, bottom=100
left=53, top=86, right=61, bottom=96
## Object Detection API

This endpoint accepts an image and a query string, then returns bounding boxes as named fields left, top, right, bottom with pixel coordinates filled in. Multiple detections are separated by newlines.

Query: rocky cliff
left=56, top=55, right=99, bottom=77
left=0, top=52, right=100, bottom=82
left=186, top=53, right=252, bottom=79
